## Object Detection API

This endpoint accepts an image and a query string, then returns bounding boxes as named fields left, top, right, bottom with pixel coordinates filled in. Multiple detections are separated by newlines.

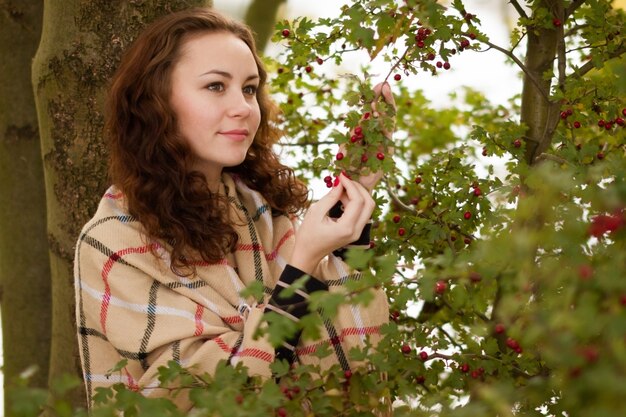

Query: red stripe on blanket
left=266, top=229, right=294, bottom=261
left=124, top=368, right=139, bottom=391
left=190, top=258, right=231, bottom=267
left=100, top=244, right=156, bottom=334
left=295, top=326, right=381, bottom=356
left=237, top=243, right=263, bottom=252
left=194, top=305, right=204, bottom=336
left=222, top=315, right=243, bottom=324
left=213, top=337, right=235, bottom=354
left=236, top=348, right=273, bottom=363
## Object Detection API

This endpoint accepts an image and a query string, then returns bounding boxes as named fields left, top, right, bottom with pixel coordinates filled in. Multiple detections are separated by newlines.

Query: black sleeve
left=264, top=264, right=328, bottom=364
left=328, top=202, right=372, bottom=259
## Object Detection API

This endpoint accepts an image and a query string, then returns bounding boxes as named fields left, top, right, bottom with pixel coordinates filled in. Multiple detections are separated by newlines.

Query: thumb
left=314, top=178, right=345, bottom=213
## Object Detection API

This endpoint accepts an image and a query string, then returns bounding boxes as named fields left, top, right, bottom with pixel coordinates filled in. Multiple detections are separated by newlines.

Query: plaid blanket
left=74, top=173, right=389, bottom=409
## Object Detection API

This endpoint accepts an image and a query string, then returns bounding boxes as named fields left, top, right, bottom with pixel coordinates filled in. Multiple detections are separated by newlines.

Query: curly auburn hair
left=105, top=7, right=309, bottom=276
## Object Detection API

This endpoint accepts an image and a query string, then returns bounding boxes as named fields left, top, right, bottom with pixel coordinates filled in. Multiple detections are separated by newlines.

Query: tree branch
left=481, top=39, right=550, bottom=102
left=565, top=0, right=587, bottom=19
left=570, top=42, right=626, bottom=79
left=509, top=0, right=529, bottom=20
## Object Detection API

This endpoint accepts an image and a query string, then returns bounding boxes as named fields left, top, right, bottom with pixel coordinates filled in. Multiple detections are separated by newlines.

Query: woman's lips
left=219, top=129, right=249, bottom=141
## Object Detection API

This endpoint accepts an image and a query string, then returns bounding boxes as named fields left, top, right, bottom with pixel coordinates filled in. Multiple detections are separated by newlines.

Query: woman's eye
left=243, top=85, right=257, bottom=95
left=206, top=82, right=224, bottom=92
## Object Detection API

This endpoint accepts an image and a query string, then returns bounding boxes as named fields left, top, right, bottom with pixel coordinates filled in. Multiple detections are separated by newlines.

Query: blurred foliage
left=9, top=0, right=626, bottom=415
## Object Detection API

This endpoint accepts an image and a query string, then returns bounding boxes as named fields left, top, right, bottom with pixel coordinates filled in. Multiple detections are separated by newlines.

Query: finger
left=335, top=174, right=367, bottom=227
left=311, top=179, right=345, bottom=216
left=381, top=82, right=396, bottom=109
left=350, top=179, right=375, bottom=226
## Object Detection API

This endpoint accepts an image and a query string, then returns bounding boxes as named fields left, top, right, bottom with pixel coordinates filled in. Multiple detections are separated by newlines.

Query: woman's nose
left=226, top=91, right=252, bottom=118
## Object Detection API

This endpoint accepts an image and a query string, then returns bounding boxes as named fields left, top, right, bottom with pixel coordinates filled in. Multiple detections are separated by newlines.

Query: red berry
left=354, top=126, right=362, bottom=135
left=416, top=40, right=425, bottom=48
left=604, top=121, right=613, bottom=130
left=401, top=344, right=411, bottom=354
left=436, top=61, right=443, bottom=68
left=435, top=280, right=447, bottom=294
left=277, top=407, right=287, bottom=417
left=419, top=351, right=428, bottom=361
left=344, top=370, right=353, bottom=379
left=578, top=264, right=593, bottom=280
left=598, top=119, right=605, bottom=127
left=361, top=153, right=368, bottom=163
left=376, top=152, right=385, bottom=160
left=394, top=74, right=402, bottom=81
left=596, top=152, right=604, bottom=160
left=471, top=370, right=481, bottom=379
left=463, top=237, right=471, bottom=245
left=506, top=337, right=520, bottom=350
left=392, top=214, right=401, bottom=223
left=336, top=152, right=344, bottom=160
left=390, top=310, right=400, bottom=321
left=350, top=135, right=359, bottom=143
left=615, top=117, right=624, bottom=126
left=305, top=65, right=312, bottom=73
left=316, top=57, right=323, bottom=65
left=443, top=62, right=451, bottom=70
left=282, top=29, right=290, bottom=37
left=363, top=112, right=371, bottom=119
left=277, top=67, right=284, bottom=74
left=459, top=363, right=470, bottom=373
left=481, top=147, right=488, bottom=156
left=469, top=33, right=476, bottom=40
left=398, top=227, right=406, bottom=236
left=494, top=323, right=506, bottom=334
left=573, top=121, right=581, bottom=128
left=622, top=108, right=626, bottom=117
left=463, top=211, right=472, bottom=220
left=473, top=187, right=482, bottom=196
left=560, top=111, right=568, bottom=119
left=513, top=139, right=522, bottom=148
left=427, top=53, right=435, bottom=60
left=415, top=375, right=425, bottom=384
left=460, top=38, right=470, bottom=48
left=469, top=271, right=482, bottom=283
left=552, top=17, right=562, bottom=27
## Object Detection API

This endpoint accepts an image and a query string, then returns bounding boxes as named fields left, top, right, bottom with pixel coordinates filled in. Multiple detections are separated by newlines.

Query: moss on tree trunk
left=0, top=2, right=50, bottom=415
left=31, top=0, right=211, bottom=409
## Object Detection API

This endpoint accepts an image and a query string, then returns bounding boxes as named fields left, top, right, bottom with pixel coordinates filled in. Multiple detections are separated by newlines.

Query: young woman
left=74, top=7, right=394, bottom=410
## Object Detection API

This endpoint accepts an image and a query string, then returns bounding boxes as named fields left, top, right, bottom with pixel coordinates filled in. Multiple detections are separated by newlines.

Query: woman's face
left=170, top=31, right=261, bottom=183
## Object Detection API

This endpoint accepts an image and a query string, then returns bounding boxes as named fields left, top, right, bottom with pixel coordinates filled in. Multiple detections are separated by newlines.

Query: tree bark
left=0, top=1, right=49, bottom=414
left=521, top=0, right=563, bottom=164
left=30, top=0, right=211, bottom=408
left=244, top=0, right=287, bottom=52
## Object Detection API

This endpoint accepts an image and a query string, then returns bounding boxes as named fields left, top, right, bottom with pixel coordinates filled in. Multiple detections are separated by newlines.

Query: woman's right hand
left=289, top=173, right=375, bottom=275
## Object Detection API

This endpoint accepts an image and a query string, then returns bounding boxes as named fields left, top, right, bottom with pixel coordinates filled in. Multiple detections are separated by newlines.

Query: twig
left=509, top=0, right=529, bottom=20
left=481, top=38, right=550, bottom=102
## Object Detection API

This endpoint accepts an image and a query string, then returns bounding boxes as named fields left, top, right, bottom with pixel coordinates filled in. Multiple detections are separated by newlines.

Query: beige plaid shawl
left=74, top=173, right=389, bottom=410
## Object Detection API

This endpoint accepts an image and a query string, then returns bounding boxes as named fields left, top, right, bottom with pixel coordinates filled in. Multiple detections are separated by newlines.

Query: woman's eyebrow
left=199, top=69, right=259, bottom=82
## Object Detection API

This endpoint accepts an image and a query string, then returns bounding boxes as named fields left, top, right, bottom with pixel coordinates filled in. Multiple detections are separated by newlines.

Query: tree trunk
left=244, top=0, right=287, bottom=52
left=30, top=0, right=211, bottom=409
left=0, top=1, right=49, bottom=414
left=521, top=0, right=562, bottom=165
